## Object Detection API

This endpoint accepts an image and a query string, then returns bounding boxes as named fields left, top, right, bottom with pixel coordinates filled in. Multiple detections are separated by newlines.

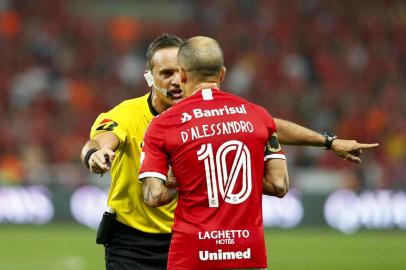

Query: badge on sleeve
left=96, top=119, right=119, bottom=131
left=265, top=132, right=281, bottom=155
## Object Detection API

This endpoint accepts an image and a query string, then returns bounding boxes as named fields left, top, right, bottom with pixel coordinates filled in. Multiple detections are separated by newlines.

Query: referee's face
left=151, top=47, right=184, bottom=112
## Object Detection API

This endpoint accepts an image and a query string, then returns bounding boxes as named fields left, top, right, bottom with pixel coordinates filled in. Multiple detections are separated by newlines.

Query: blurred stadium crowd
left=0, top=0, right=405, bottom=189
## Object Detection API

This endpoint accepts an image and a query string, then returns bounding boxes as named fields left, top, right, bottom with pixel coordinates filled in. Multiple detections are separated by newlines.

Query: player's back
left=158, top=88, right=274, bottom=269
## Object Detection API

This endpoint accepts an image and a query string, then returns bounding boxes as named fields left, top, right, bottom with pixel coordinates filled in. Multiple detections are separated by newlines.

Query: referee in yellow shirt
left=81, top=34, right=184, bottom=270
left=81, top=34, right=378, bottom=270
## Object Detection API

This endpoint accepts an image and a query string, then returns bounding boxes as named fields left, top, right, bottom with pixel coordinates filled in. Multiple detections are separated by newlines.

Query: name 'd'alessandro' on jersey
left=180, top=105, right=253, bottom=142
left=181, top=120, right=254, bottom=142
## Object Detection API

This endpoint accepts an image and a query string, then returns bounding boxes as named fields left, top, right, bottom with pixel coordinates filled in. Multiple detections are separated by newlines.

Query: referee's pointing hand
left=331, top=139, right=379, bottom=164
left=89, top=149, right=116, bottom=174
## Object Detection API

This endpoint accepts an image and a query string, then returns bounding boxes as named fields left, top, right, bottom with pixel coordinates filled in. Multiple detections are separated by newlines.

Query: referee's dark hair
left=177, top=36, right=224, bottom=81
left=146, top=33, right=184, bottom=71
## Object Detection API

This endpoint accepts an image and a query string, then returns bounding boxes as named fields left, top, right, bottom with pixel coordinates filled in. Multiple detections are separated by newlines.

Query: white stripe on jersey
left=139, top=172, right=167, bottom=182
left=264, top=153, right=286, bottom=161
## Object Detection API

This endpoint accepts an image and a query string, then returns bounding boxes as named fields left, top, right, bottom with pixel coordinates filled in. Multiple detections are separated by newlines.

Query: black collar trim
left=147, top=92, right=159, bottom=116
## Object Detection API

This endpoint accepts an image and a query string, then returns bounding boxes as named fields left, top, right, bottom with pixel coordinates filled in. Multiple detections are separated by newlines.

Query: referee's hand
left=331, top=139, right=379, bottom=163
left=88, top=149, right=116, bottom=174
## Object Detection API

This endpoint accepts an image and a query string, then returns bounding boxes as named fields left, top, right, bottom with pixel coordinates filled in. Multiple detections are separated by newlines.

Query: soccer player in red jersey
left=82, top=34, right=378, bottom=270
left=139, top=36, right=289, bottom=269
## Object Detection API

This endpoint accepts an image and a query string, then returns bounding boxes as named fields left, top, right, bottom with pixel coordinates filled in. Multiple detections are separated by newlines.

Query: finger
left=166, top=177, right=178, bottom=188
left=357, top=143, right=379, bottom=149
left=90, top=156, right=110, bottom=173
left=91, top=167, right=108, bottom=174
left=92, top=153, right=108, bottom=170
left=90, top=166, right=105, bottom=174
left=103, top=154, right=112, bottom=170
left=89, top=160, right=105, bottom=173
left=93, top=153, right=107, bottom=166
left=105, top=150, right=116, bottom=163
left=346, top=155, right=361, bottom=164
left=350, top=149, right=362, bottom=157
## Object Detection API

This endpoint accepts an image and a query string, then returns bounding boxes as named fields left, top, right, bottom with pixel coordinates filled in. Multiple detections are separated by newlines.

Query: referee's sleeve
left=90, top=113, right=127, bottom=144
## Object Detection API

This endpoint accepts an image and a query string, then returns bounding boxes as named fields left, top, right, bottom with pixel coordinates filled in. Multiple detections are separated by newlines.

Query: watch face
left=325, top=132, right=337, bottom=139
left=323, top=132, right=336, bottom=149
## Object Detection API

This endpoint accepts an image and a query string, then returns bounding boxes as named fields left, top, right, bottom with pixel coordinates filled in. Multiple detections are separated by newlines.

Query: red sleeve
left=139, top=118, right=169, bottom=181
left=253, top=104, right=277, bottom=137
left=253, top=104, right=286, bottom=160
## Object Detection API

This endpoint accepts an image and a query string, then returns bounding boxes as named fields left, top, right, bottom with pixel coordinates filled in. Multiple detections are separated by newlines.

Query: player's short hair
left=146, top=33, right=184, bottom=71
left=177, top=36, right=224, bottom=80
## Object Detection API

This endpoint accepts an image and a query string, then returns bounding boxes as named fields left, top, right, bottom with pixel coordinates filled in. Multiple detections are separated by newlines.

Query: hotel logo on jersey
left=180, top=104, right=247, bottom=123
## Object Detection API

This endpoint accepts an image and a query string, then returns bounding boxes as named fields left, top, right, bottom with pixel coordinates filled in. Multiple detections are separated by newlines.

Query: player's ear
left=180, top=67, right=188, bottom=84
left=219, top=66, right=226, bottom=82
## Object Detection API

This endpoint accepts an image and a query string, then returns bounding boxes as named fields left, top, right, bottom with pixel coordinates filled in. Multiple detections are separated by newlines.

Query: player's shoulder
left=218, top=88, right=272, bottom=118
left=217, top=88, right=262, bottom=108
left=211, top=87, right=244, bottom=102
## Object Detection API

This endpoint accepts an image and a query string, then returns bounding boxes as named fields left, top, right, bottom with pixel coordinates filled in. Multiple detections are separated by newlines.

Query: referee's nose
left=171, top=70, right=181, bottom=88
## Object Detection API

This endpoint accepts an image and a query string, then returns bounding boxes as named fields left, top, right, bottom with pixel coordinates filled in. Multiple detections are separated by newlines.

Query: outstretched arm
left=80, top=131, right=119, bottom=174
left=274, top=118, right=325, bottom=146
left=274, top=118, right=379, bottom=163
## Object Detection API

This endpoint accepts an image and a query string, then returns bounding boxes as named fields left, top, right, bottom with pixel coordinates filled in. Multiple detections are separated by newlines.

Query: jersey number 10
left=197, top=140, right=252, bottom=208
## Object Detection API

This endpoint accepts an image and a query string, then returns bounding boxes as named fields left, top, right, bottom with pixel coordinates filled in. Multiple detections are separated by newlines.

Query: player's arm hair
left=274, top=118, right=325, bottom=146
left=142, top=177, right=177, bottom=207
left=263, top=159, right=289, bottom=198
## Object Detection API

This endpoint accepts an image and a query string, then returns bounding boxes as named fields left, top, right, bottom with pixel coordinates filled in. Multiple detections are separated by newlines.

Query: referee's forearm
left=275, top=118, right=325, bottom=146
left=81, top=132, right=120, bottom=163
left=80, top=139, right=101, bottom=163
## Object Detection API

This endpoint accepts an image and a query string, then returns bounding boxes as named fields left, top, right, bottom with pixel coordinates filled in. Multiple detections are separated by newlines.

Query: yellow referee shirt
left=90, top=93, right=176, bottom=234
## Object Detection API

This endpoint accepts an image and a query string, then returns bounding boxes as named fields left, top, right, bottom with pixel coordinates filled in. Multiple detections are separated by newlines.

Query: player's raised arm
left=141, top=177, right=177, bottom=207
left=274, top=118, right=379, bottom=163
left=80, top=131, right=119, bottom=174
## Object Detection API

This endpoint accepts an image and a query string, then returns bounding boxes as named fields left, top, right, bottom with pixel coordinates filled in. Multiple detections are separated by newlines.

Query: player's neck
left=190, top=82, right=219, bottom=96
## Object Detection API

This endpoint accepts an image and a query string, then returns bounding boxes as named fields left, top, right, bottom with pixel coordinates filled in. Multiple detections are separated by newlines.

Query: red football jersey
left=139, top=88, right=285, bottom=269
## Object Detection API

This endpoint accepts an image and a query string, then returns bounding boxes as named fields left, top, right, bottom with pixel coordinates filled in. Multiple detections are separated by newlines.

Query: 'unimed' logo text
left=199, top=248, right=251, bottom=261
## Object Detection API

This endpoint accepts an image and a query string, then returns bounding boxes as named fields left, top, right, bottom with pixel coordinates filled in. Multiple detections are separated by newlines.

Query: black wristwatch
left=323, top=132, right=337, bottom=150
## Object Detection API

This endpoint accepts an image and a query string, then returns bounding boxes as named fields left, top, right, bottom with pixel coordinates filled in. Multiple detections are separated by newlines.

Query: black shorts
left=105, top=219, right=172, bottom=270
